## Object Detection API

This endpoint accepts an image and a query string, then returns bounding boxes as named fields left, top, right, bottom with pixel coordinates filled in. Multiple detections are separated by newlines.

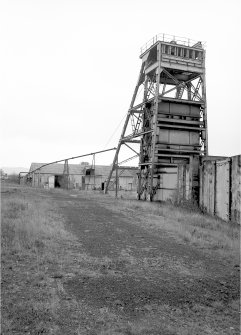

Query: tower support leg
left=104, top=63, right=145, bottom=194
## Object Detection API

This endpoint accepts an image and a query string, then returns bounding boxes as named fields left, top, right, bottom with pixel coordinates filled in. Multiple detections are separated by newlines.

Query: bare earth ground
left=1, top=185, right=240, bottom=334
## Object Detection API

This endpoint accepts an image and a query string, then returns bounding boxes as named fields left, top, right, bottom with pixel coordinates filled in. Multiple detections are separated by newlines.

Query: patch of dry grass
left=132, top=200, right=240, bottom=255
left=72, top=298, right=239, bottom=335
left=2, top=186, right=239, bottom=334
left=129, top=201, right=239, bottom=258
left=1, top=186, right=78, bottom=334
left=80, top=190, right=240, bottom=260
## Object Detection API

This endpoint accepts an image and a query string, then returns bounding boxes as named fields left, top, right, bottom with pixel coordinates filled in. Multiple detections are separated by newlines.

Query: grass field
left=1, top=184, right=240, bottom=334
left=79, top=189, right=240, bottom=260
left=1, top=184, right=79, bottom=334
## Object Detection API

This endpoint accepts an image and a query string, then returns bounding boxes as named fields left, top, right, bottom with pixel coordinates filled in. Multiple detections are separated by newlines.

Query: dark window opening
left=163, top=44, right=169, bottom=54
left=171, top=46, right=175, bottom=56
left=177, top=48, right=182, bottom=57
left=184, top=49, right=189, bottom=58
left=195, top=50, right=202, bottom=59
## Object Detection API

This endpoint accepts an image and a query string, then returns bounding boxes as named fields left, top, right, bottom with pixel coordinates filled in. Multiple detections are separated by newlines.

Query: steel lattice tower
left=105, top=34, right=207, bottom=201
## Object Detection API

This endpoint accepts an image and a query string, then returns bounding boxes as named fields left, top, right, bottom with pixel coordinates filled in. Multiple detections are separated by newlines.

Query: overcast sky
left=1, top=0, right=240, bottom=169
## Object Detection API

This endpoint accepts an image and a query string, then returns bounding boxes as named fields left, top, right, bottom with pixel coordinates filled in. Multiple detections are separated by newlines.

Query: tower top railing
left=140, top=33, right=205, bottom=55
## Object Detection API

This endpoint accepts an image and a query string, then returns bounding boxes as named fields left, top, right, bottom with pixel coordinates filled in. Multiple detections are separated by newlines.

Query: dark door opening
left=55, top=175, right=64, bottom=188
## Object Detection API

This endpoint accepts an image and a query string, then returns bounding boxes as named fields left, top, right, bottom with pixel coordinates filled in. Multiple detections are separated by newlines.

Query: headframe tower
left=105, top=34, right=207, bottom=201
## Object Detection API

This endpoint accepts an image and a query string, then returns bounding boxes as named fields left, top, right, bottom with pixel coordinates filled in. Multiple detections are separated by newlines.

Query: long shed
left=29, top=162, right=86, bottom=189
left=29, top=163, right=138, bottom=191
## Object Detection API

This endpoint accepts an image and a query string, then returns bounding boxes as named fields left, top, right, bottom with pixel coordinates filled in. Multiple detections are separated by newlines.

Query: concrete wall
left=199, top=155, right=241, bottom=224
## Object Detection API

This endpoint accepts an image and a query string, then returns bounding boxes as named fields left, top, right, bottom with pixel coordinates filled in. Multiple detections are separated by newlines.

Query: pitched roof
left=119, top=168, right=138, bottom=178
left=29, top=163, right=85, bottom=175
left=29, top=163, right=138, bottom=177
left=85, top=165, right=138, bottom=177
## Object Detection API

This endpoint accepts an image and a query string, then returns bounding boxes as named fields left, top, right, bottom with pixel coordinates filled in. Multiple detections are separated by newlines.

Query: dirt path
left=50, top=191, right=240, bottom=335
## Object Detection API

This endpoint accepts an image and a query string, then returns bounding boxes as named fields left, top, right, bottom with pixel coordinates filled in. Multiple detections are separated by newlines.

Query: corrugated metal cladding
left=216, top=160, right=230, bottom=221
left=199, top=155, right=241, bottom=224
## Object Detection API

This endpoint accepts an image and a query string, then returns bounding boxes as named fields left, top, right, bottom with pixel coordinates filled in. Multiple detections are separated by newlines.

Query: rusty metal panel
left=177, top=165, right=185, bottom=201
left=170, top=103, right=188, bottom=115
left=190, top=132, right=199, bottom=145
left=231, top=155, right=241, bottom=224
left=185, top=164, right=192, bottom=199
left=158, top=129, right=169, bottom=142
left=199, top=156, right=241, bottom=222
left=160, top=168, right=177, bottom=188
left=159, top=101, right=170, bottom=113
left=158, top=101, right=201, bottom=116
left=190, top=105, right=201, bottom=117
left=156, top=164, right=191, bottom=202
left=202, top=161, right=215, bottom=215
left=158, top=129, right=200, bottom=145
left=155, top=167, right=177, bottom=201
left=216, top=159, right=230, bottom=221
left=176, top=165, right=188, bottom=201
left=170, top=130, right=190, bottom=144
